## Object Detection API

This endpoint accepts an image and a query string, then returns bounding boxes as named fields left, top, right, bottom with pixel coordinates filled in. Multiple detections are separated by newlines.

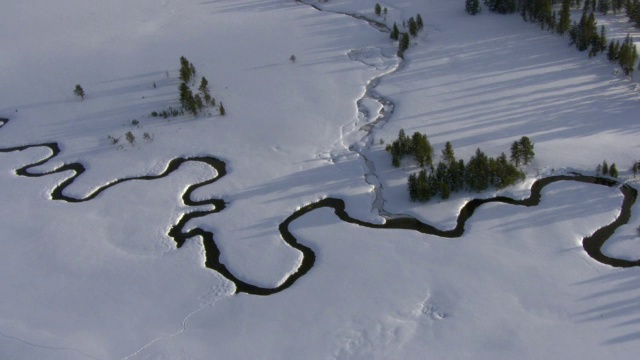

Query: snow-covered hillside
left=1, top=0, right=640, bottom=359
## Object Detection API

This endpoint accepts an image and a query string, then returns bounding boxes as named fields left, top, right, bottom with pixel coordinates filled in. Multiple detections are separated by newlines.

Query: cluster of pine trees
left=482, top=0, right=518, bottom=14
left=478, top=0, right=639, bottom=76
left=596, top=160, right=619, bottom=177
left=607, top=34, right=639, bottom=75
left=386, top=130, right=533, bottom=202
left=385, top=129, right=433, bottom=168
left=407, top=144, right=526, bottom=202
left=510, top=136, right=535, bottom=166
left=176, top=56, right=225, bottom=116
left=390, top=14, right=424, bottom=55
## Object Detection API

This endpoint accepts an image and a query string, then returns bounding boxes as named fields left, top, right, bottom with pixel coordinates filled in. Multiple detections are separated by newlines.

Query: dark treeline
left=476, top=0, right=639, bottom=76
left=386, top=130, right=534, bottom=202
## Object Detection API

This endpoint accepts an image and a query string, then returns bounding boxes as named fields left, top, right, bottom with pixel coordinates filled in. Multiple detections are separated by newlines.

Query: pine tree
left=189, top=63, right=196, bottom=82
left=466, top=148, right=491, bottom=192
left=510, top=141, right=522, bottom=166
left=198, top=76, right=211, bottom=104
left=441, top=141, right=456, bottom=165
left=411, top=132, right=434, bottom=168
left=408, top=17, right=418, bottom=37
left=619, top=34, right=638, bottom=76
left=466, top=0, right=481, bottom=15
left=179, top=56, right=192, bottom=84
left=607, top=40, right=618, bottom=62
left=609, top=163, right=619, bottom=177
left=416, top=169, right=432, bottom=202
left=558, top=0, right=572, bottom=35
left=598, top=0, right=610, bottom=14
left=375, top=3, right=381, bottom=16
left=219, top=102, right=226, bottom=116
left=598, top=26, right=608, bottom=54
left=391, top=23, right=400, bottom=40
left=602, top=160, right=609, bottom=176
left=519, top=136, right=535, bottom=165
left=399, top=32, right=410, bottom=54
left=408, top=173, right=418, bottom=201
left=74, top=84, right=85, bottom=100
left=416, top=14, right=424, bottom=31
left=179, top=82, right=192, bottom=109
left=194, top=94, right=204, bottom=113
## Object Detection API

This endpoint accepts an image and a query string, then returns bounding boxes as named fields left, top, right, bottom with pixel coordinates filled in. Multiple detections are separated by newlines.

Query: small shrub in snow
left=125, top=131, right=135, bottom=145
left=74, top=84, right=85, bottom=100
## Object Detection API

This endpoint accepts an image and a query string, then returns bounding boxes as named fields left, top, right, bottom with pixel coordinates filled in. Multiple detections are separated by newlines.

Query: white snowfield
left=1, top=0, right=640, bottom=359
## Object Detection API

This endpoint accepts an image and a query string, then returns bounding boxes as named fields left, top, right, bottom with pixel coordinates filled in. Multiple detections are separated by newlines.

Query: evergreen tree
left=466, top=148, right=491, bottom=192
left=602, top=160, right=609, bottom=175
left=448, top=159, right=466, bottom=192
left=609, top=163, right=619, bottom=177
left=558, top=0, right=572, bottom=35
left=375, top=3, right=381, bottom=16
left=466, top=0, right=482, bottom=14
left=199, top=76, right=211, bottom=104
left=492, top=152, right=525, bottom=188
left=519, top=136, right=535, bottom=165
left=416, top=169, right=432, bottom=202
left=484, top=0, right=517, bottom=13
left=510, top=140, right=522, bottom=166
left=416, top=14, right=424, bottom=31
left=399, top=32, right=410, bottom=54
left=408, top=17, right=418, bottom=37
left=441, top=141, right=456, bottom=165
left=74, top=84, right=85, bottom=100
left=194, top=94, right=204, bottom=113
left=198, top=76, right=209, bottom=96
left=408, top=173, right=418, bottom=201
left=549, top=10, right=558, bottom=32
left=189, top=63, right=197, bottom=82
left=179, top=56, right=192, bottom=84
left=619, top=34, right=638, bottom=76
left=411, top=132, right=434, bottom=167
left=391, top=23, right=400, bottom=40
left=607, top=40, right=618, bottom=62
left=598, top=26, right=608, bottom=54
left=219, top=102, right=226, bottom=116
left=440, top=179, right=451, bottom=200
left=179, top=82, right=192, bottom=109
left=598, top=0, right=610, bottom=14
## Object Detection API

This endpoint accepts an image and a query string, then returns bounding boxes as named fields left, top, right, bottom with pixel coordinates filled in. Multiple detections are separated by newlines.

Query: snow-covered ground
left=1, top=0, right=640, bottom=358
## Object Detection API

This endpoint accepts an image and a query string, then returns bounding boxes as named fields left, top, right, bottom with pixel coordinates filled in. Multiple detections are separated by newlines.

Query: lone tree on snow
left=74, top=84, right=85, bottom=100
left=466, top=0, right=481, bottom=15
